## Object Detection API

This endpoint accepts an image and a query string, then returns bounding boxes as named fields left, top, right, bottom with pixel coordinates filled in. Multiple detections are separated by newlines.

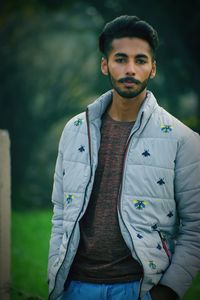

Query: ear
left=101, top=57, right=108, bottom=76
left=150, top=60, right=156, bottom=79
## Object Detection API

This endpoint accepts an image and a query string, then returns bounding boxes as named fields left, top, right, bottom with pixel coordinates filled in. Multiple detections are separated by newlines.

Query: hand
left=150, top=284, right=177, bottom=300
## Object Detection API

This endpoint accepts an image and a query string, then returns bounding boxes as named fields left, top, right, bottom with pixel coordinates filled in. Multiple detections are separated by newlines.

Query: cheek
left=108, top=64, right=124, bottom=78
left=137, top=67, right=152, bottom=79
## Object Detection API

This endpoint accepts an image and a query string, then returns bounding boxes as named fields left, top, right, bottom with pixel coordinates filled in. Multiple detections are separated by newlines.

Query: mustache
left=118, top=77, right=140, bottom=84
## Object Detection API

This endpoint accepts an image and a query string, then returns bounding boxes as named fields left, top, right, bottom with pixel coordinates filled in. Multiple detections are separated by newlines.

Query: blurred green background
left=0, top=0, right=199, bottom=299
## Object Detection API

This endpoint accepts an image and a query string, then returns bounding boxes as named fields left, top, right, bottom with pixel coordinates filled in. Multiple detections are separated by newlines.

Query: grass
left=11, top=210, right=52, bottom=300
left=11, top=210, right=200, bottom=299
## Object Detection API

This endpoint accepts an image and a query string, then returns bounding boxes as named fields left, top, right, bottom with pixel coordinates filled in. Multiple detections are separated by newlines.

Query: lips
left=124, top=82, right=135, bottom=87
left=124, top=79, right=135, bottom=83
left=119, top=77, right=139, bottom=85
left=123, top=80, right=137, bottom=87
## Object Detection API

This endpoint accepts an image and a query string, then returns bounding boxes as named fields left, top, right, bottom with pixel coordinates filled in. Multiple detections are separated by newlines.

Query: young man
left=48, top=16, right=200, bottom=300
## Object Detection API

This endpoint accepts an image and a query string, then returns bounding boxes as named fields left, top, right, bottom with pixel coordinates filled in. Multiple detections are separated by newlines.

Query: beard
left=108, top=71, right=151, bottom=99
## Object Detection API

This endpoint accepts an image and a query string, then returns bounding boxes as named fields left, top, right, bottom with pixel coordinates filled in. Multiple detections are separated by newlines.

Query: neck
left=108, top=89, right=147, bottom=122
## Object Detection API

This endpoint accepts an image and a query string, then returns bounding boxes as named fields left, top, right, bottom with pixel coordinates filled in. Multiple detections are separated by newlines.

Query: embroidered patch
left=157, top=178, right=165, bottom=185
left=161, top=124, right=172, bottom=133
left=78, top=145, right=85, bottom=152
left=149, top=278, right=155, bottom=284
left=151, top=223, right=158, bottom=230
left=54, top=260, right=59, bottom=267
left=133, top=200, right=149, bottom=210
left=65, top=194, right=74, bottom=204
left=149, top=260, right=157, bottom=269
left=74, top=118, right=83, bottom=126
left=167, top=211, right=174, bottom=218
left=137, top=233, right=143, bottom=239
left=157, top=243, right=162, bottom=250
left=142, top=150, right=150, bottom=157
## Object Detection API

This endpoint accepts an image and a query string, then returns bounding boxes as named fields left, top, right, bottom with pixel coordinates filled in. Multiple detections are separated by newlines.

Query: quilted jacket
left=48, top=90, right=200, bottom=300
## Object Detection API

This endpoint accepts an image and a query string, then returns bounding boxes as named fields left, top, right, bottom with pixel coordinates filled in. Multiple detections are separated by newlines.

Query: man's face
left=101, top=37, right=156, bottom=99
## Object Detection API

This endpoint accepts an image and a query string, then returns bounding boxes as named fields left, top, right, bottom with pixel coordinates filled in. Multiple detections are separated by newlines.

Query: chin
left=118, top=92, right=139, bottom=99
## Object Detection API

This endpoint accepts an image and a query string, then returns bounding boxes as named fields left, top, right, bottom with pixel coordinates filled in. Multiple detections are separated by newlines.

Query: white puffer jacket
left=48, top=90, right=200, bottom=300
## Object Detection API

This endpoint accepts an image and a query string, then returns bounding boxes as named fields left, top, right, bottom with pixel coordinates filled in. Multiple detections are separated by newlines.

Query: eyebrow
left=135, top=54, right=149, bottom=59
left=114, top=53, right=128, bottom=57
left=114, top=52, right=149, bottom=59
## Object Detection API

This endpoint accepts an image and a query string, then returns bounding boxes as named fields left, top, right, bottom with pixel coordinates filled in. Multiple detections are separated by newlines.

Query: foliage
left=0, top=0, right=199, bottom=208
left=0, top=5, right=101, bottom=208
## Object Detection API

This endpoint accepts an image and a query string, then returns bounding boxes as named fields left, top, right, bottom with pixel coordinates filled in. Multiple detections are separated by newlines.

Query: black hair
left=99, top=15, right=159, bottom=59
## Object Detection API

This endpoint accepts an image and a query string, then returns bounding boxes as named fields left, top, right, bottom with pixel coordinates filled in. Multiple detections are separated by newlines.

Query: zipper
left=49, top=109, right=93, bottom=300
left=157, top=230, right=171, bottom=263
left=86, top=108, right=92, bottom=167
left=117, top=112, right=144, bottom=300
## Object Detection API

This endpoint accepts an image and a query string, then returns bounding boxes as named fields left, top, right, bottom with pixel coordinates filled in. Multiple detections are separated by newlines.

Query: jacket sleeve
left=48, top=132, right=65, bottom=275
left=160, top=131, right=200, bottom=298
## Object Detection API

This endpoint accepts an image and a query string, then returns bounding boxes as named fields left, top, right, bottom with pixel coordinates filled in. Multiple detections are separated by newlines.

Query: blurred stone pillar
left=0, top=130, right=11, bottom=300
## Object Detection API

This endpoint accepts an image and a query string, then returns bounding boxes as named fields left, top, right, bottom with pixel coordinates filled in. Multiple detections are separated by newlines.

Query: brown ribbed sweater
left=68, top=112, right=143, bottom=283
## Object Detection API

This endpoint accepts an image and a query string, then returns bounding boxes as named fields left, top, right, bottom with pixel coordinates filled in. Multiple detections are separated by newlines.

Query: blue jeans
left=59, top=280, right=152, bottom=300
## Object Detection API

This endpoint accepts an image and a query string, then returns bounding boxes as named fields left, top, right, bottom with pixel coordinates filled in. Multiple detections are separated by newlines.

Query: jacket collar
left=87, top=90, right=113, bottom=121
left=87, top=89, right=159, bottom=134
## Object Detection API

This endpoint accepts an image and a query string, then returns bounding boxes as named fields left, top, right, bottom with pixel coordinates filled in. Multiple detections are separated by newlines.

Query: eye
left=115, top=58, right=126, bottom=63
left=136, top=59, right=146, bottom=65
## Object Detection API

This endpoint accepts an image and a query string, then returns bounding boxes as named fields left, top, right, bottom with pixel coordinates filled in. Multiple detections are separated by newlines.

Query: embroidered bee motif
left=161, top=124, right=172, bottom=133
left=151, top=223, right=158, bottom=230
left=142, top=150, right=150, bottom=157
left=167, top=211, right=174, bottom=218
left=65, top=194, right=74, bottom=204
left=74, top=118, right=83, bottom=126
left=133, top=200, right=149, bottom=210
left=157, top=178, right=165, bottom=185
left=78, top=145, right=85, bottom=152
left=149, top=260, right=157, bottom=269
left=157, top=243, right=162, bottom=250
left=137, top=233, right=143, bottom=239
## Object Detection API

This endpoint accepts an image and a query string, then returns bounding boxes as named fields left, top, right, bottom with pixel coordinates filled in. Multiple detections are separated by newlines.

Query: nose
left=125, top=61, right=136, bottom=76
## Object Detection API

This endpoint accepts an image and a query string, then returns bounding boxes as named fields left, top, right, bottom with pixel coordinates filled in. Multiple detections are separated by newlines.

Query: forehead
left=109, top=37, right=152, bottom=58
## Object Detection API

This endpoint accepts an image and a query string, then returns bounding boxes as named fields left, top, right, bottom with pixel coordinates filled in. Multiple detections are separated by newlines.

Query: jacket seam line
left=126, top=163, right=174, bottom=171
left=122, top=193, right=174, bottom=200
left=176, top=160, right=200, bottom=170
left=133, top=136, right=179, bottom=141
left=63, top=159, right=89, bottom=165
left=176, top=186, right=200, bottom=194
